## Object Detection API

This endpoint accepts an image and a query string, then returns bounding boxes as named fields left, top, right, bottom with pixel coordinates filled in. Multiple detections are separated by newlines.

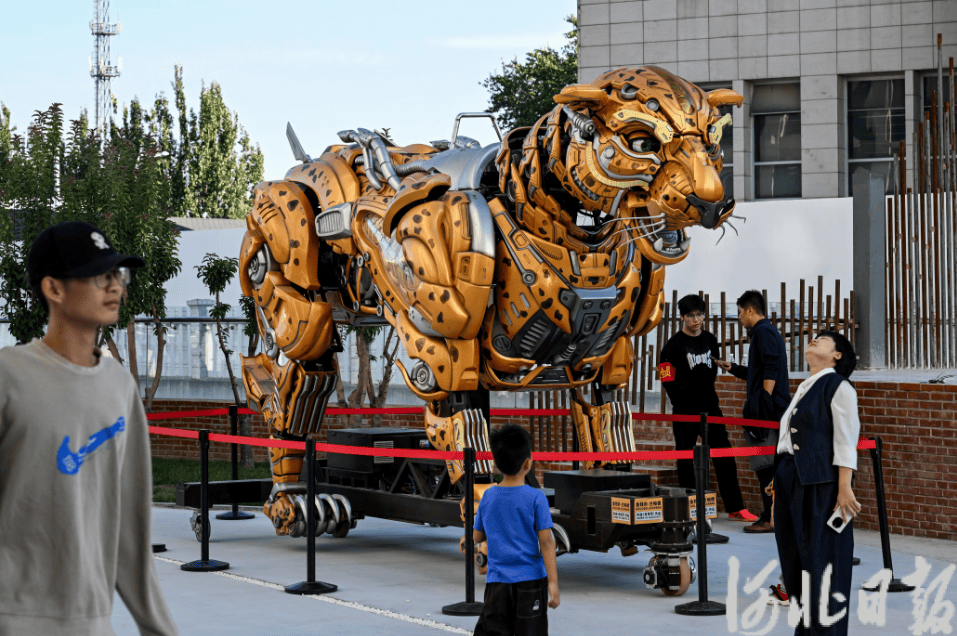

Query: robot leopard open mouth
left=232, top=66, right=741, bottom=596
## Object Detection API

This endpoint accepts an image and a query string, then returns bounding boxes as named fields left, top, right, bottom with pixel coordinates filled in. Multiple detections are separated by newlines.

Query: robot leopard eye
left=631, top=137, right=661, bottom=153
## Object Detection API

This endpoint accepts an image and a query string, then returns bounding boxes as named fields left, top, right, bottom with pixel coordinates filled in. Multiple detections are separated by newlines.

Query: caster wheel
left=661, top=557, right=692, bottom=597
left=190, top=512, right=211, bottom=543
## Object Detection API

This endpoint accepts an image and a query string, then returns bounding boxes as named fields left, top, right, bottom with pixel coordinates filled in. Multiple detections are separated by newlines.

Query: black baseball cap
left=26, top=221, right=145, bottom=285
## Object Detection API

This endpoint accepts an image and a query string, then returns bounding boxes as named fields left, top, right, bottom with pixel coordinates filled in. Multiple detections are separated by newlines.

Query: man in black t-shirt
left=659, top=294, right=757, bottom=522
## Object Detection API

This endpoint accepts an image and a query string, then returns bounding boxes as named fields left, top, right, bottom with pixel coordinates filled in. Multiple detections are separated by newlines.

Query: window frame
left=845, top=74, right=906, bottom=197
left=750, top=81, right=803, bottom=200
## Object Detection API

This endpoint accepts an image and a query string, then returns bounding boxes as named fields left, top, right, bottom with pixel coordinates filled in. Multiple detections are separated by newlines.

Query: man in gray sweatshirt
left=0, top=221, right=177, bottom=635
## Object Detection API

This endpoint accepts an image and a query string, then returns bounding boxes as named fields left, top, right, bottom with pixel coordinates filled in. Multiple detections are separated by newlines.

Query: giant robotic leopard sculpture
left=238, top=66, right=742, bottom=538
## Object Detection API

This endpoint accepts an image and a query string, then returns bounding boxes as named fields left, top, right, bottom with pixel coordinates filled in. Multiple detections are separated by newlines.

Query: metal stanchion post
left=675, top=414, right=725, bottom=616
left=863, top=437, right=914, bottom=593
left=286, top=440, right=337, bottom=595
left=442, top=447, right=484, bottom=616
left=217, top=404, right=255, bottom=520
left=182, top=430, right=229, bottom=572
left=692, top=412, right=728, bottom=545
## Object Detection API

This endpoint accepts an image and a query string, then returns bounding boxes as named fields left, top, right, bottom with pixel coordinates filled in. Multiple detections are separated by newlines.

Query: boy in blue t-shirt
left=473, top=424, right=560, bottom=636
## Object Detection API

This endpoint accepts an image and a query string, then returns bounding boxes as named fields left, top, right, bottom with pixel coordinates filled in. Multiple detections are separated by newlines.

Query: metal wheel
left=661, top=557, right=692, bottom=597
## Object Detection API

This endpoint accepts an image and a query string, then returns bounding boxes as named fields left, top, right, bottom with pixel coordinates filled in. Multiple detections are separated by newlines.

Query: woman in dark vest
left=771, top=330, right=861, bottom=635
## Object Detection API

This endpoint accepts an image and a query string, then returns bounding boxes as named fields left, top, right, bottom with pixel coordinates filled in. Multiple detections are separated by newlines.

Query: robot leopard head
left=552, top=66, right=742, bottom=263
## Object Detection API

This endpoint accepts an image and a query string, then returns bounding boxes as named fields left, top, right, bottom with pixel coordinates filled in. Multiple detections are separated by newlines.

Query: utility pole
left=89, top=0, right=121, bottom=137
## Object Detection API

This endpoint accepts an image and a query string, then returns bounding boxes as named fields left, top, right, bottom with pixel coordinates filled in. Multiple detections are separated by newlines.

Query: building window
left=847, top=79, right=905, bottom=195
left=752, top=83, right=801, bottom=199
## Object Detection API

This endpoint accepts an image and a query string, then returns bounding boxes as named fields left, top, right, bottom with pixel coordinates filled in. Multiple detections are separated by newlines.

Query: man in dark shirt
left=717, top=290, right=791, bottom=533
left=659, top=294, right=757, bottom=523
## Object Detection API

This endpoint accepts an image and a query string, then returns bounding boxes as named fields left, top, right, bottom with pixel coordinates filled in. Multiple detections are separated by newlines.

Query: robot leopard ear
left=706, top=89, right=743, bottom=108
left=554, top=84, right=610, bottom=109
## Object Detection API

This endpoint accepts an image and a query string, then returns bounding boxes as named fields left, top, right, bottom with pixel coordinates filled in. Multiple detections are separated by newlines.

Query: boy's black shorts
left=473, top=576, right=548, bottom=636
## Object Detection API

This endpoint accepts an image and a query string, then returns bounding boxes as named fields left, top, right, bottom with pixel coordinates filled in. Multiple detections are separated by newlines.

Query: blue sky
left=1, top=0, right=575, bottom=178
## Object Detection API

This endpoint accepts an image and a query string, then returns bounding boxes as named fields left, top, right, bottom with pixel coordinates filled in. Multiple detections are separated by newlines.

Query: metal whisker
left=714, top=221, right=739, bottom=246
left=608, top=220, right=667, bottom=239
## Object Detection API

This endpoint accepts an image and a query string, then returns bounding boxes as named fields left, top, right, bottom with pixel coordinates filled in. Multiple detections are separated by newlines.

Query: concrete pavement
left=112, top=505, right=957, bottom=635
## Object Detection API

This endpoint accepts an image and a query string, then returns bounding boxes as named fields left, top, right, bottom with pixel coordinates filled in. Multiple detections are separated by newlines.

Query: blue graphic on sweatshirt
left=57, top=417, right=126, bottom=475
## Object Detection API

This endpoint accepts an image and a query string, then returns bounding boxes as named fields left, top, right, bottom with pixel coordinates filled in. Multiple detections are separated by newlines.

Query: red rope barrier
left=149, top=423, right=875, bottom=461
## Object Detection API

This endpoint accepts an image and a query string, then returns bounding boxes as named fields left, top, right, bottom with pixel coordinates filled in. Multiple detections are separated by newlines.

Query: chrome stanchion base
left=441, top=601, right=484, bottom=616
left=181, top=559, right=229, bottom=572
left=675, top=600, right=727, bottom=616
left=285, top=581, right=338, bottom=595
left=215, top=510, right=255, bottom=520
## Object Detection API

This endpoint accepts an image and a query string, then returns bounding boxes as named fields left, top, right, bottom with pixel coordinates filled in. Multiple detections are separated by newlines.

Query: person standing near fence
left=771, top=331, right=861, bottom=635
left=659, top=294, right=758, bottom=523
left=716, top=290, right=791, bottom=534
left=0, top=222, right=178, bottom=635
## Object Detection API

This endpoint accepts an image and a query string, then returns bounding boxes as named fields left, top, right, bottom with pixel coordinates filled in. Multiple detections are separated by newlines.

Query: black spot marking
left=412, top=182, right=424, bottom=189
left=579, top=254, right=587, bottom=262
left=438, top=365, right=445, bottom=373
left=554, top=311, right=563, bottom=320
left=414, top=227, right=421, bottom=235
left=450, top=346, right=459, bottom=362
left=429, top=239, right=435, bottom=248
left=569, top=275, right=579, bottom=284
left=538, top=288, right=545, bottom=297
left=300, top=219, right=306, bottom=226
left=502, top=292, right=510, bottom=299
left=440, top=290, right=450, bottom=303
left=502, top=257, right=512, bottom=267
left=437, top=312, right=444, bottom=323
left=308, top=169, right=316, bottom=177
left=413, top=214, right=422, bottom=223
left=325, top=189, right=332, bottom=197
left=415, top=338, right=425, bottom=352
left=279, top=190, right=287, bottom=196
left=426, top=346, right=435, bottom=355
left=429, top=292, right=435, bottom=301
left=520, top=310, right=528, bottom=318
left=418, top=267, right=425, bottom=276
left=542, top=298, right=553, bottom=309
left=440, top=430, right=447, bottom=440
left=294, top=258, right=300, bottom=266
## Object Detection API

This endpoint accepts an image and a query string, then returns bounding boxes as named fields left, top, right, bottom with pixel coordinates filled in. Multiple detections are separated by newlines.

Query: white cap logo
left=91, top=232, right=109, bottom=250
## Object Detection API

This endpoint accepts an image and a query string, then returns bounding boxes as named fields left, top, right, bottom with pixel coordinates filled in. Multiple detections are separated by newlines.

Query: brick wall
left=149, top=377, right=957, bottom=541
left=709, top=377, right=956, bottom=541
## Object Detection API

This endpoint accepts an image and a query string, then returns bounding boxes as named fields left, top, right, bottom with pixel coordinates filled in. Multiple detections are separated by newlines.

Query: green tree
left=0, top=103, right=182, bottom=413
left=482, top=15, right=578, bottom=130
left=196, top=254, right=256, bottom=467
left=169, top=66, right=264, bottom=219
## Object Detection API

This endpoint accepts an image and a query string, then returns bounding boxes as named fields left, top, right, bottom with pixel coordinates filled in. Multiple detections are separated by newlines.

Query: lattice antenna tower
left=89, top=0, right=122, bottom=137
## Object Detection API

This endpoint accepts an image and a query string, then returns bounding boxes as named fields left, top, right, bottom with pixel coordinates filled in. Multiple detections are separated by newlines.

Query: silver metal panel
left=463, top=192, right=496, bottom=258
left=315, top=203, right=353, bottom=239
left=411, top=143, right=501, bottom=191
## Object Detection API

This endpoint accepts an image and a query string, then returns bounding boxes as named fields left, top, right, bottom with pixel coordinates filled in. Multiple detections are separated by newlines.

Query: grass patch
left=152, top=457, right=272, bottom=503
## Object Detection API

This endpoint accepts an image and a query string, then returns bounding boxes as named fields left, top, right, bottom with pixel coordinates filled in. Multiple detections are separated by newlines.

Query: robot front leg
left=243, top=353, right=337, bottom=537
left=570, top=385, right=636, bottom=470
left=425, top=392, right=496, bottom=573
left=424, top=392, right=494, bottom=484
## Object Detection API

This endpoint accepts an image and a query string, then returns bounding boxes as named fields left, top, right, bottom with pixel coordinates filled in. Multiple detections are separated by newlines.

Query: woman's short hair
left=817, top=330, right=857, bottom=378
